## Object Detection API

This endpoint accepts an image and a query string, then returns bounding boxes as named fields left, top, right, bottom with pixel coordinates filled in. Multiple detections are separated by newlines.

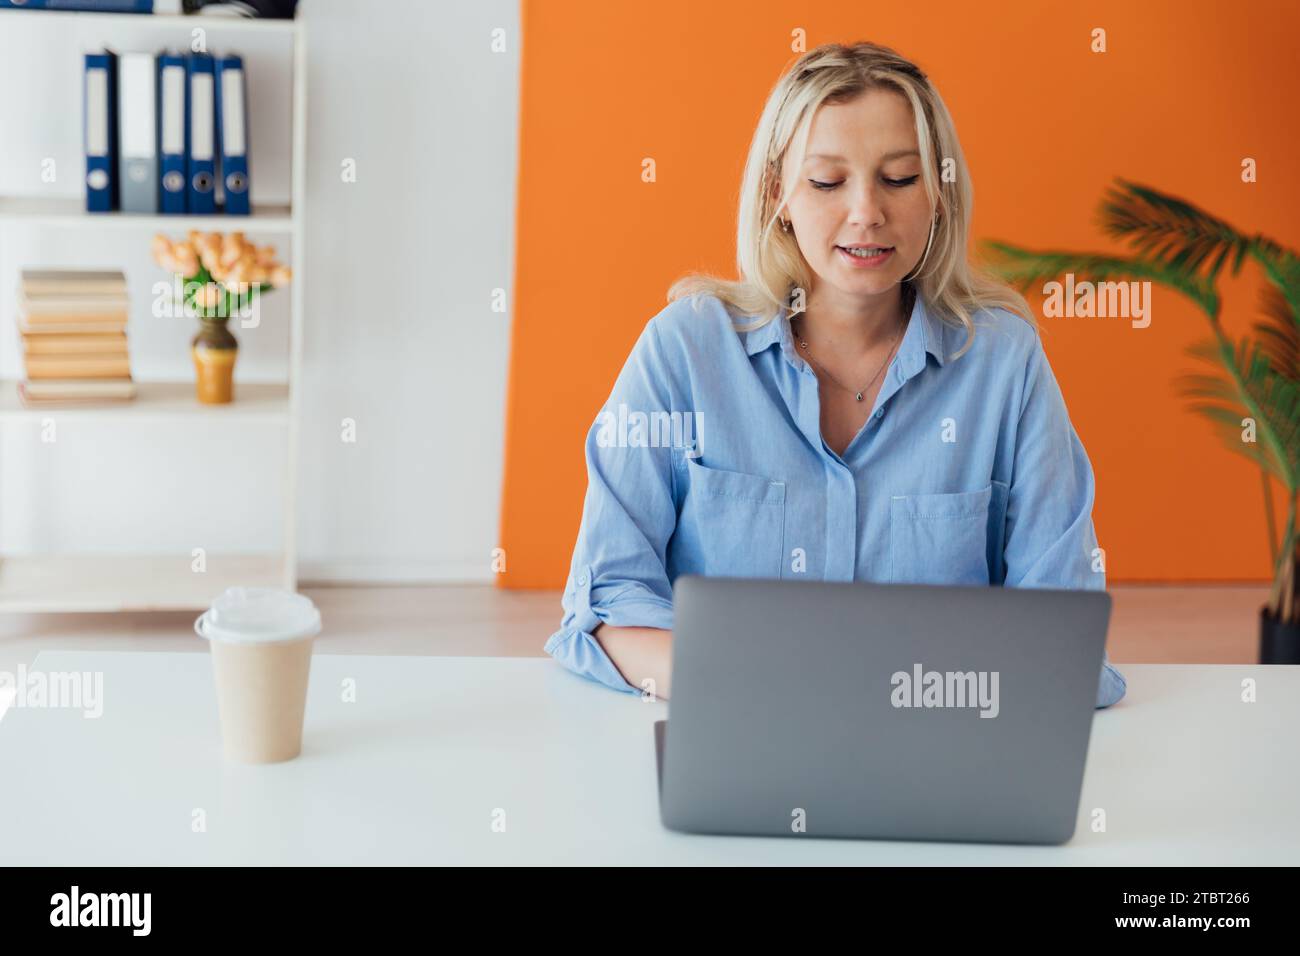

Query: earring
left=901, top=212, right=940, bottom=283
left=781, top=218, right=791, bottom=233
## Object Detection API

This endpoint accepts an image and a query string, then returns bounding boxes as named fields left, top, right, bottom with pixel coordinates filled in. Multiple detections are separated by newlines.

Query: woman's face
left=780, top=89, right=935, bottom=303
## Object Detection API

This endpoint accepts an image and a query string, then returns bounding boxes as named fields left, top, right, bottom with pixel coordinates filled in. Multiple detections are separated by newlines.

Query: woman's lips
left=836, top=246, right=895, bottom=269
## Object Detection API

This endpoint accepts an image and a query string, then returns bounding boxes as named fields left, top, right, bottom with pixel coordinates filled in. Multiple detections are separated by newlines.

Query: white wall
left=0, top=0, right=520, bottom=583
left=295, top=0, right=518, bottom=582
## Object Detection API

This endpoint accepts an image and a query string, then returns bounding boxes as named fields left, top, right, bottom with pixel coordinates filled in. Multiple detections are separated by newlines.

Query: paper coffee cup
left=195, top=587, right=322, bottom=764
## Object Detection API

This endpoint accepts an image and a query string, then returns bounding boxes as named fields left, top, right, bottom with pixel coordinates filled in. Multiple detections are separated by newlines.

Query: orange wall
left=499, top=0, right=1300, bottom=588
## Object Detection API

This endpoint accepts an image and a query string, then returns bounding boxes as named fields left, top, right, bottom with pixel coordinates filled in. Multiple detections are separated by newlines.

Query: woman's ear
left=766, top=160, right=786, bottom=215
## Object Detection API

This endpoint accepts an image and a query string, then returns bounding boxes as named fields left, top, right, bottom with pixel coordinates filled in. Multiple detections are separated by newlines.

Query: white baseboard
left=298, top=560, right=496, bottom=586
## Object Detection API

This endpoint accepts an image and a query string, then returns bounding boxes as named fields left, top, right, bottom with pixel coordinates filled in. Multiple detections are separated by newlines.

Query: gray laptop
left=655, top=576, right=1111, bottom=845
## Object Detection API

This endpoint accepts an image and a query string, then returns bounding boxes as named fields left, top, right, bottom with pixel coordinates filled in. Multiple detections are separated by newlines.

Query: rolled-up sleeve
left=543, top=318, right=680, bottom=695
left=1003, top=334, right=1127, bottom=709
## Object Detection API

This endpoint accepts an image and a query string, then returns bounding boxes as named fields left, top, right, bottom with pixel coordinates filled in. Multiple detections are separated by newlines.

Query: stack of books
left=18, top=269, right=136, bottom=406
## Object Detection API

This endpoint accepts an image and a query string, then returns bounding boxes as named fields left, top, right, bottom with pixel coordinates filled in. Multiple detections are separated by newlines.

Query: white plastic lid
left=194, top=586, right=322, bottom=644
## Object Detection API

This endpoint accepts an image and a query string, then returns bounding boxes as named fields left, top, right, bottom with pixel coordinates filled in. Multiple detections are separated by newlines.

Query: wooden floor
left=0, top=583, right=1271, bottom=674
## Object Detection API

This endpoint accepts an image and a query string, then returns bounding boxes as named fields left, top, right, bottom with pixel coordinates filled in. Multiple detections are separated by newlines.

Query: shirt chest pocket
left=676, top=456, right=786, bottom=579
left=889, top=485, right=993, bottom=586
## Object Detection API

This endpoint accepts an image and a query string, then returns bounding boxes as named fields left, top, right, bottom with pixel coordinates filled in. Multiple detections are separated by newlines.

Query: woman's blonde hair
left=667, top=41, right=1034, bottom=359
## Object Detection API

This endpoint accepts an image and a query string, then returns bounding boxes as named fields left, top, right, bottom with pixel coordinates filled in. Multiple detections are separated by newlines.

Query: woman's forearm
left=592, top=624, right=673, bottom=700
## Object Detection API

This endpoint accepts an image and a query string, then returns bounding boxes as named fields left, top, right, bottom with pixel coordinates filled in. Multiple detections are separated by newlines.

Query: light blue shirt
left=544, top=291, right=1126, bottom=708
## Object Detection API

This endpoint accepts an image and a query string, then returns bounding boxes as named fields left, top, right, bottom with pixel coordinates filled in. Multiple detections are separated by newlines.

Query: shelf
left=0, top=553, right=286, bottom=613
left=0, top=9, right=300, bottom=33
left=0, top=379, right=289, bottom=422
left=0, top=197, right=294, bottom=232
left=0, top=3, right=305, bottom=604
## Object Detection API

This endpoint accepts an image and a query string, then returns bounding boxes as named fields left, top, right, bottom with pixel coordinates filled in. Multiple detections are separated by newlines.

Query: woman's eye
left=809, top=175, right=920, bottom=191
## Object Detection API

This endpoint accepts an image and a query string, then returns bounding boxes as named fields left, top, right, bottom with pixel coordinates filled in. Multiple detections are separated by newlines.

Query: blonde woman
left=545, top=41, right=1126, bottom=708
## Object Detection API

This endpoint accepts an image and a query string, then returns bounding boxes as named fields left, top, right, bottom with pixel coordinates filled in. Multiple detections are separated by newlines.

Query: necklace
left=792, top=312, right=906, bottom=402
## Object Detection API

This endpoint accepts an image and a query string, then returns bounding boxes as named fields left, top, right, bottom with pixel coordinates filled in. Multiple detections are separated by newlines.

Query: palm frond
left=1100, top=180, right=1251, bottom=288
left=1185, top=403, right=1274, bottom=470
left=1178, top=336, right=1300, bottom=487
left=988, top=176, right=1300, bottom=615
left=1254, top=284, right=1300, bottom=379
left=1248, top=237, right=1300, bottom=325
left=981, top=242, right=1219, bottom=317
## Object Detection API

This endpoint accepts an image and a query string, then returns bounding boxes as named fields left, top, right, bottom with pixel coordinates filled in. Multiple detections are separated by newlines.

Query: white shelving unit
left=0, top=196, right=294, bottom=231
left=0, top=10, right=306, bottom=613
left=0, top=8, right=301, bottom=33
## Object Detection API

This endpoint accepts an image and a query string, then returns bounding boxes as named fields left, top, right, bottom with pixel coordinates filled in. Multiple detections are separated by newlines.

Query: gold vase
left=192, top=318, right=238, bottom=404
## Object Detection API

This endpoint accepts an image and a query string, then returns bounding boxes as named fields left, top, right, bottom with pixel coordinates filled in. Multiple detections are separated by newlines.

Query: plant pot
left=191, top=318, right=237, bottom=404
left=1259, top=606, right=1300, bottom=664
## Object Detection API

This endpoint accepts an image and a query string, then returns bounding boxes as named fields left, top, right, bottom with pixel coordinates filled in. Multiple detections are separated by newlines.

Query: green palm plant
left=983, top=180, right=1300, bottom=634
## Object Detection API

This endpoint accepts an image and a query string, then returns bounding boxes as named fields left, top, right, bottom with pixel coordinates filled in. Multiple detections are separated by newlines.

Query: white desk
left=1, top=651, right=1297, bottom=865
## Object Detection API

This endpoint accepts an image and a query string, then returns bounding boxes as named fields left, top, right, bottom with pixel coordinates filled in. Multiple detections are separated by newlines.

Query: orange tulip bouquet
left=152, top=231, right=292, bottom=404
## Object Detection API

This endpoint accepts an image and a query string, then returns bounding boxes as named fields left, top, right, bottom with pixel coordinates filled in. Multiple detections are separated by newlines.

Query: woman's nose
left=845, top=181, right=886, bottom=227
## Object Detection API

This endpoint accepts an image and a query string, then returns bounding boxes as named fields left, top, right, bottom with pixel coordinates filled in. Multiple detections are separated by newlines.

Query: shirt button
left=875, top=409, right=883, bottom=419
left=577, top=575, right=587, bottom=586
